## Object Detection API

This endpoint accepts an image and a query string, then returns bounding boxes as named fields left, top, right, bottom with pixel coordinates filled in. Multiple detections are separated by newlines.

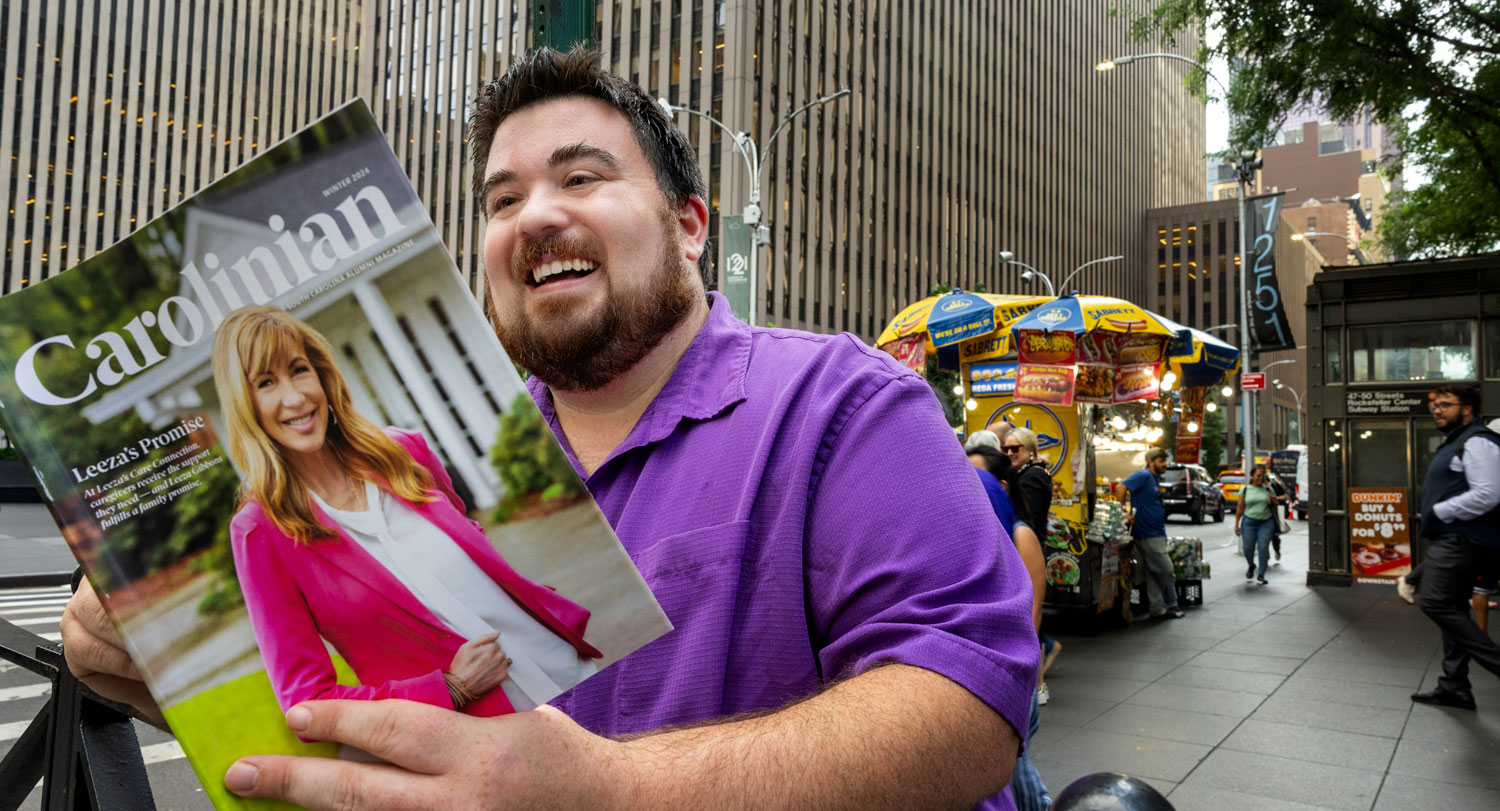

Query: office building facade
left=5, top=0, right=1204, bottom=346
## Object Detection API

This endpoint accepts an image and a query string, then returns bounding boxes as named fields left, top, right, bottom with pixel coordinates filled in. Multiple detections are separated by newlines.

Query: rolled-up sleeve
left=1435, top=438, right=1500, bottom=522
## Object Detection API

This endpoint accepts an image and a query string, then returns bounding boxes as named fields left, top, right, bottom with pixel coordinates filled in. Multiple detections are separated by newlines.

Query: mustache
left=511, top=233, right=605, bottom=278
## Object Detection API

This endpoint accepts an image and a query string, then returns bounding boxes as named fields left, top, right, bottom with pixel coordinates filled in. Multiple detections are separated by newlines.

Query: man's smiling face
left=480, top=95, right=706, bottom=391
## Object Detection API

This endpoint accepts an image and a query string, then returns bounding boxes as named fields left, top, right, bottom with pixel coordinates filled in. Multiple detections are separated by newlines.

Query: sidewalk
left=1031, top=524, right=1500, bottom=810
left=0, top=503, right=77, bottom=582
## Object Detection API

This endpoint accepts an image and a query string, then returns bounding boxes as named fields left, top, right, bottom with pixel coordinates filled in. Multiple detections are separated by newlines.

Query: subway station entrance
left=1305, top=254, right=1500, bottom=585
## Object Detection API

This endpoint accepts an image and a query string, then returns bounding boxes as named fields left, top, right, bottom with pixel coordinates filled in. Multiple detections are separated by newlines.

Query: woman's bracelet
left=443, top=671, right=477, bottom=709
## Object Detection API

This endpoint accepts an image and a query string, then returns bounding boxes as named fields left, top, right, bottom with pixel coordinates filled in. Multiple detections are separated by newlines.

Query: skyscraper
left=4, top=1, right=1204, bottom=345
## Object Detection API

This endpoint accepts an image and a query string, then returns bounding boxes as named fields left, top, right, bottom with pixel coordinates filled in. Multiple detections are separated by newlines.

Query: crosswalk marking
left=1, top=718, right=32, bottom=742
left=0, top=604, right=70, bottom=616
left=0, top=593, right=73, bottom=605
left=0, top=586, right=71, bottom=597
left=0, top=683, right=51, bottom=702
left=142, top=740, right=186, bottom=764
left=9, top=615, right=61, bottom=628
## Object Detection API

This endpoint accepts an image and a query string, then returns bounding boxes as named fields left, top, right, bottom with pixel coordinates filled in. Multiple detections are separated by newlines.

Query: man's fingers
left=285, top=700, right=469, bottom=774
left=225, top=755, right=436, bottom=811
left=60, top=610, right=141, bottom=682
left=76, top=673, right=168, bottom=730
left=69, top=578, right=127, bottom=648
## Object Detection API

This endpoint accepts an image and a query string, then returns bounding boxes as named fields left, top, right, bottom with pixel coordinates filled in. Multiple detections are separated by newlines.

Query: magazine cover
left=0, top=100, right=671, bottom=808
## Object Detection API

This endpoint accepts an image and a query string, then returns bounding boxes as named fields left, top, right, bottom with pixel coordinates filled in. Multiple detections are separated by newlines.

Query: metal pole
left=1238, top=173, right=1254, bottom=475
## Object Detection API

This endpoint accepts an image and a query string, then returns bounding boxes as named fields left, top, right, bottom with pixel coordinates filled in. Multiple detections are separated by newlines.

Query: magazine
left=0, top=100, right=671, bottom=808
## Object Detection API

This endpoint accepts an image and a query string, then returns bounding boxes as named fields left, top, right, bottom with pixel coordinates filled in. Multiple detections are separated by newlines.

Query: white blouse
left=313, top=481, right=596, bottom=711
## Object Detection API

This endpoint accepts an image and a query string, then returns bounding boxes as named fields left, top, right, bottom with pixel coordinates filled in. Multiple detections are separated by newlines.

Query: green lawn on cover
left=162, top=660, right=356, bottom=809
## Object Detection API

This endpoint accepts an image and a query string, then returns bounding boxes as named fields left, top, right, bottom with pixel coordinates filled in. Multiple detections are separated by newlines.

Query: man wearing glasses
left=1404, top=384, right=1500, bottom=711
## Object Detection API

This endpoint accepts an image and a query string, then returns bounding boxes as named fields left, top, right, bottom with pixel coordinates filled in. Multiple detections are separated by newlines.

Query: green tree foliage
left=1118, top=0, right=1500, bottom=257
left=922, top=283, right=965, bottom=428
left=489, top=391, right=586, bottom=522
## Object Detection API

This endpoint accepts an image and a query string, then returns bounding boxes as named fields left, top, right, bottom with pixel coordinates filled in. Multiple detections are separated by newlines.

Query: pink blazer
left=231, top=428, right=602, bottom=718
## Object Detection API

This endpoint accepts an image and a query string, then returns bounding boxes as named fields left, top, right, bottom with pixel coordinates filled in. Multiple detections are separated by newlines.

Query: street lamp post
left=999, top=251, right=1053, bottom=295
left=658, top=89, right=851, bottom=325
left=1057, top=255, right=1124, bottom=295
left=1291, top=231, right=1367, bottom=265
left=1099, top=50, right=1262, bottom=481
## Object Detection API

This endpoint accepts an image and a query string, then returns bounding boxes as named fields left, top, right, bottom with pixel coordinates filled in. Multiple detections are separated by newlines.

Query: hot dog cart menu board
left=1349, top=487, right=1411, bottom=579
left=1014, top=327, right=1165, bottom=406
left=1016, top=364, right=1076, bottom=406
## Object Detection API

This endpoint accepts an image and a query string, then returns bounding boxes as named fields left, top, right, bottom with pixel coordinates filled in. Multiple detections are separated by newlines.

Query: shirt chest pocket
left=616, top=520, right=752, bottom=724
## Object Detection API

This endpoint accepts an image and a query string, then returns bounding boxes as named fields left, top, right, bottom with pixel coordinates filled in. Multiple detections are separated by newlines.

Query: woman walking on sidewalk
left=1236, top=466, right=1284, bottom=585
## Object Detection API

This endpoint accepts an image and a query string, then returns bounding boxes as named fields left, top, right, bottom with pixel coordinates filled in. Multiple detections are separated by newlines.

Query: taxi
left=1217, top=469, right=1246, bottom=502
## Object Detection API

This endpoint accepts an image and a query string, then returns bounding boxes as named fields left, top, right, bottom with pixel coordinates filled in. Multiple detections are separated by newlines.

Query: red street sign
left=1242, top=372, right=1266, bottom=390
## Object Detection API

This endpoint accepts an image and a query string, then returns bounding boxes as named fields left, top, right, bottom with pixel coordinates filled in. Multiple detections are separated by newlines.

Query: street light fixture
left=999, top=251, right=1053, bottom=295
left=1099, top=50, right=1262, bottom=480
left=658, top=88, right=851, bottom=324
left=1291, top=231, right=1367, bottom=264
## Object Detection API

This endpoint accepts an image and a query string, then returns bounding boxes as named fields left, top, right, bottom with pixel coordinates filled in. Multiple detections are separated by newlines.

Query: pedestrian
left=1403, top=384, right=1500, bottom=712
left=1122, top=448, right=1186, bottom=619
left=965, top=445, right=1049, bottom=811
left=965, top=429, right=1004, bottom=455
left=998, top=428, right=1063, bottom=697
left=1267, top=471, right=1289, bottom=563
left=1235, top=466, right=1282, bottom=586
left=1002, top=426, right=1052, bottom=533
left=60, top=46, right=1039, bottom=809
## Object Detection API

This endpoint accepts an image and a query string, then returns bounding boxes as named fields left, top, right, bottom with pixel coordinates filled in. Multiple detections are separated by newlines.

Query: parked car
left=1160, top=463, right=1225, bottom=524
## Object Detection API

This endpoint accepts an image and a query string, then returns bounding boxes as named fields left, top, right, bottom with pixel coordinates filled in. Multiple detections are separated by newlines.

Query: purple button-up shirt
left=539, top=293, right=1038, bottom=809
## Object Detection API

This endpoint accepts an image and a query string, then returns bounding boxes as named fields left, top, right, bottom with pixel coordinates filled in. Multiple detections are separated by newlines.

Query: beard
left=494, top=211, right=700, bottom=392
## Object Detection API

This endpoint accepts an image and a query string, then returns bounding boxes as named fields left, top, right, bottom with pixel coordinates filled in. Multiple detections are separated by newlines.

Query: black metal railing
left=0, top=616, right=156, bottom=811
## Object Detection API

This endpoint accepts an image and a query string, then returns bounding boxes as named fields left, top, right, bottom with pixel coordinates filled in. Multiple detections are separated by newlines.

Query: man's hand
left=59, top=576, right=167, bottom=729
left=224, top=700, right=629, bottom=810
left=224, top=665, right=1018, bottom=810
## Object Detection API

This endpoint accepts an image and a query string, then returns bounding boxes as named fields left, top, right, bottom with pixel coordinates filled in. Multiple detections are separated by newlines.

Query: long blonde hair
left=211, top=306, right=436, bottom=541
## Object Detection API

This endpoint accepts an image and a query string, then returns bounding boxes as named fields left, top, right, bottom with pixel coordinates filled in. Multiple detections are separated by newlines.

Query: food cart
left=877, top=292, right=1239, bottom=618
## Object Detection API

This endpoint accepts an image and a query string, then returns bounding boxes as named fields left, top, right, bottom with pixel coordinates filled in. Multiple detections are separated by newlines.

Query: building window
left=1324, top=327, right=1343, bottom=384
left=1349, top=321, right=1476, bottom=382
left=1487, top=318, right=1500, bottom=379
left=1307, top=217, right=1316, bottom=232
left=1326, top=423, right=1344, bottom=511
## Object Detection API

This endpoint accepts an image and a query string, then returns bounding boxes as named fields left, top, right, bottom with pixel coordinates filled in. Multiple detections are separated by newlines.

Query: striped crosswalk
left=0, top=583, right=210, bottom=808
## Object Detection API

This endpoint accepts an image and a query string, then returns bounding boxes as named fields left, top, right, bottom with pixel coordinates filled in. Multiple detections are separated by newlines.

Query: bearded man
left=62, top=47, right=1038, bottom=809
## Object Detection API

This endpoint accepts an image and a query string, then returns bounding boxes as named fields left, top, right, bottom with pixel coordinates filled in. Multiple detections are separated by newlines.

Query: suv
left=1160, top=463, right=1225, bottom=524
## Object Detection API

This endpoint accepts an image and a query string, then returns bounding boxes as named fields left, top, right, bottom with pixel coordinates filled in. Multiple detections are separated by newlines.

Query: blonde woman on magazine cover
left=212, top=306, right=601, bottom=719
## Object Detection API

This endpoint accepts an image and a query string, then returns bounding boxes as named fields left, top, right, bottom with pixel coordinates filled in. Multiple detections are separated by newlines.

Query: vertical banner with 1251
left=1246, top=192, right=1295, bottom=352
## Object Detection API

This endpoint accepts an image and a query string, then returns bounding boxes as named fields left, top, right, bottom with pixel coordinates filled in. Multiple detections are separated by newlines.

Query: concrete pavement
left=1031, top=514, right=1500, bottom=810
left=0, top=503, right=76, bottom=582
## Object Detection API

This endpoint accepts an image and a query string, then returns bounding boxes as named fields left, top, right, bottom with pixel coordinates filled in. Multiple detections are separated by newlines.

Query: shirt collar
left=528, top=292, right=751, bottom=475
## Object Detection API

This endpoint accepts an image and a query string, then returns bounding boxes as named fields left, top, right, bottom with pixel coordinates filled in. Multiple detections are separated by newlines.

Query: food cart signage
left=959, top=334, right=1009, bottom=364
left=1349, top=487, right=1412, bottom=579
left=969, top=362, right=1016, bottom=396
left=1345, top=389, right=1430, bottom=416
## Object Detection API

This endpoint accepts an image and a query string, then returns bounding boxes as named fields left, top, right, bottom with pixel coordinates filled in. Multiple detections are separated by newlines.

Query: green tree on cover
left=489, top=391, right=586, bottom=522
left=1116, top=0, right=1500, bottom=257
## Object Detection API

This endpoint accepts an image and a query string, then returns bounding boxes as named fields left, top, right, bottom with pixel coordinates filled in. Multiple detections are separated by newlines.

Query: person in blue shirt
left=1122, top=448, right=1185, bottom=619
left=966, top=444, right=1049, bottom=811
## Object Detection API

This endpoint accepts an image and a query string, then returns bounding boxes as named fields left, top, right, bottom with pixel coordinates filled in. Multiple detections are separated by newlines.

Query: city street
left=1032, top=512, right=1500, bottom=810
left=7, top=504, right=1500, bottom=809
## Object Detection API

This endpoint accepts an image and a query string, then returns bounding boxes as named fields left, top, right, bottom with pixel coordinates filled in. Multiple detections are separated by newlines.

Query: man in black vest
left=1409, top=384, right=1500, bottom=711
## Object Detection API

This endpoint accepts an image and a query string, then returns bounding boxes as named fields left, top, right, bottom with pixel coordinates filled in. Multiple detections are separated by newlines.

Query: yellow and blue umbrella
left=876, top=291, right=1049, bottom=352
left=1160, top=318, right=1242, bottom=387
left=1007, top=294, right=1180, bottom=341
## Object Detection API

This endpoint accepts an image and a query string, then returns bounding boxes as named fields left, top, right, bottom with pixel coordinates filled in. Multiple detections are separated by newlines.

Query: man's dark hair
left=1434, top=383, right=1481, bottom=414
left=467, top=47, right=711, bottom=285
